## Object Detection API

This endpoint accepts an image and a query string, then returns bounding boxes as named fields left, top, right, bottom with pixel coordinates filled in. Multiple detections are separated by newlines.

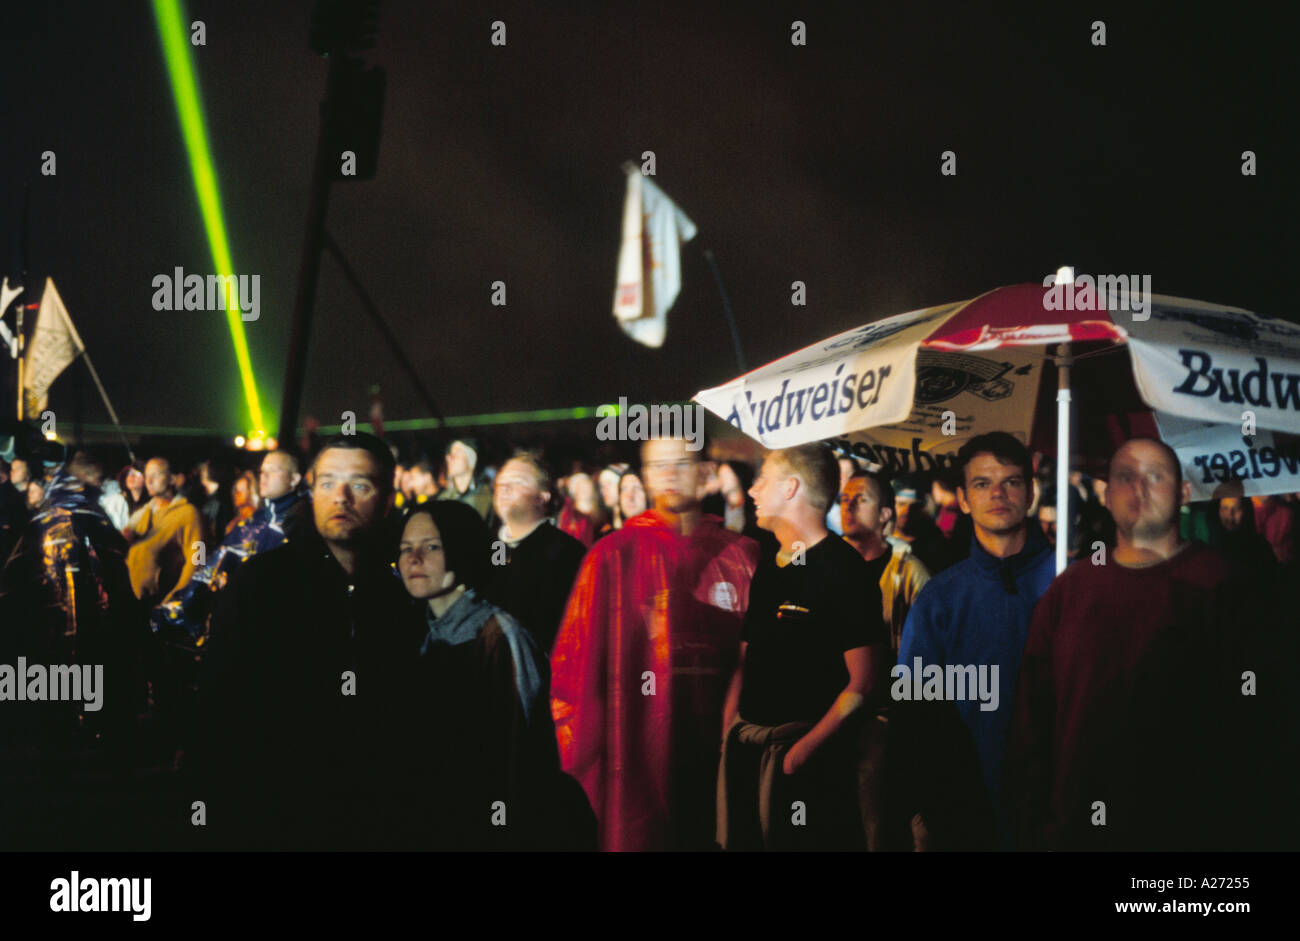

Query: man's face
left=840, top=476, right=889, bottom=538
left=568, top=473, right=597, bottom=513
left=894, top=494, right=917, bottom=535
left=642, top=438, right=701, bottom=514
left=957, top=454, right=1030, bottom=538
left=410, top=467, right=437, bottom=497
left=1105, top=441, right=1188, bottom=541
left=1219, top=498, right=1244, bottom=532
left=144, top=459, right=172, bottom=498
left=749, top=455, right=793, bottom=531
left=10, top=459, right=29, bottom=486
left=311, top=447, right=389, bottom=545
left=398, top=512, right=453, bottom=600
left=446, top=443, right=472, bottom=479
left=259, top=453, right=299, bottom=501
left=494, top=458, right=547, bottom=526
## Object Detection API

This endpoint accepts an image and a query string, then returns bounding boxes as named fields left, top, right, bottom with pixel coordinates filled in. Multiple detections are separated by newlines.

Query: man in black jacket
left=193, top=433, right=440, bottom=850
left=486, top=451, right=586, bottom=653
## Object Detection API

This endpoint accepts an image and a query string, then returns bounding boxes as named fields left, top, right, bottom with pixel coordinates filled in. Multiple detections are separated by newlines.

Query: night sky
left=2, top=1, right=1294, bottom=439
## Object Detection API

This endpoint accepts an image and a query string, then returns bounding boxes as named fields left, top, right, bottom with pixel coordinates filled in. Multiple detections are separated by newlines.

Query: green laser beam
left=152, top=0, right=265, bottom=434
left=73, top=405, right=611, bottom=438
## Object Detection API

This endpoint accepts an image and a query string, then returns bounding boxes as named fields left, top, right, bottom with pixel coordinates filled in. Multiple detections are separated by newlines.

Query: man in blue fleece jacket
left=897, top=432, right=1056, bottom=845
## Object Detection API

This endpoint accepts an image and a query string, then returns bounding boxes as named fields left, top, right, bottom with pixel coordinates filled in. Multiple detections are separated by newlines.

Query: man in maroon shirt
left=1007, top=437, right=1254, bottom=850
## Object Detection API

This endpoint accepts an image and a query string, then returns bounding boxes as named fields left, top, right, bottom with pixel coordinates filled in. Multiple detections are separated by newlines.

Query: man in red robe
left=551, top=434, right=759, bottom=851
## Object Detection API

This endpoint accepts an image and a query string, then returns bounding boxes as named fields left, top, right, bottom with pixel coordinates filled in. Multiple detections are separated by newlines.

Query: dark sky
left=2, top=1, right=1294, bottom=437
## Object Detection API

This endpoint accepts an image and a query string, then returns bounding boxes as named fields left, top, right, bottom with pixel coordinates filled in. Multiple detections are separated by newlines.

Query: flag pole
left=702, top=247, right=747, bottom=374
left=45, top=285, right=136, bottom=462
left=1055, top=343, right=1072, bottom=575
left=16, top=185, right=29, bottom=420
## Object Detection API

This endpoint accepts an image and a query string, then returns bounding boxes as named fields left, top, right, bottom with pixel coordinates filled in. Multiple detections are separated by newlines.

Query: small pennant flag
left=612, top=168, right=697, bottom=348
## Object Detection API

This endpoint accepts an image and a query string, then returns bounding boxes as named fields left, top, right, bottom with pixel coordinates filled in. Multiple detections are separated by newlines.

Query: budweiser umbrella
left=694, top=281, right=1300, bottom=573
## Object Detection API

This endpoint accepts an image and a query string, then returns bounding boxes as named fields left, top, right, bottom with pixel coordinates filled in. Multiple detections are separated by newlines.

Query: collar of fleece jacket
left=965, top=520, right=1053, bottom=593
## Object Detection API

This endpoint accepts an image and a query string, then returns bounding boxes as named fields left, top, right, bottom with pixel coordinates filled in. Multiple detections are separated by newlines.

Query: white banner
left=1124, top=297, right=1300, bottom=434
left=1155, top=411, right=1300, bottom=501
left=612, top=171, right=697, bottom=348
left=23, top=278, right=84, bottom=416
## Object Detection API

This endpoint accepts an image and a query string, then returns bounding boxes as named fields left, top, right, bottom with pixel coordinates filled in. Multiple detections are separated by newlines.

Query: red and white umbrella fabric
left=694, top=281, right=1300, bottom=572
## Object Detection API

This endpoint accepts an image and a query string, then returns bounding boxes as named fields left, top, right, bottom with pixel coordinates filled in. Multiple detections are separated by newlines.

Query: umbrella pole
left=1055, top=344, right=1072, bottom=574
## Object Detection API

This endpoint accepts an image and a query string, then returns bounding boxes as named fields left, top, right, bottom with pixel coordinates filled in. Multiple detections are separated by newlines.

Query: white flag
left=23, top=278, right=84, bottom=417
left=612, top=169, right=697, bottom=348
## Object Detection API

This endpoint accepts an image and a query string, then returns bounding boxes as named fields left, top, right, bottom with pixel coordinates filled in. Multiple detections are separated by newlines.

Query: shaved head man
left=125, top=455, right=204, bottom=604
left=1008, top=437, right=1262, bottom=850
left=1103, top=438, right=1189, bottom=564
left=258, top=450, right=301, bottom=502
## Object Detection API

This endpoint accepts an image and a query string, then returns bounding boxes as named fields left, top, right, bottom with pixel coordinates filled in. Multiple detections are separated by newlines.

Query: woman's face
left=232, top=477, right=251, bottom=508
left=619, top=474, right=647, bottom=520
left=398, top=513, right=455, bottom=600
left=126, top=468, right=143, bottom=492
left=598, top=471, right=620, bottom=510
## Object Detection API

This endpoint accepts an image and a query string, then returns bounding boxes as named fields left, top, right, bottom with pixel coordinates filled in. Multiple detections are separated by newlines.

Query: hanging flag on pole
left=612, top=167, right=697, bottom=348
left=0, top=277, right=22, bottom=359
left=20, top=278, right=135, bottom=460
left=23, top=278, right=83, bottom=417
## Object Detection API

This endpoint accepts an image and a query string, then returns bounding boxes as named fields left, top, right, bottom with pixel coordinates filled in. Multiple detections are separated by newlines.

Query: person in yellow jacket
left=124, top=457, right=204, bottom=604
left=839, top=471, right=931, bottom=653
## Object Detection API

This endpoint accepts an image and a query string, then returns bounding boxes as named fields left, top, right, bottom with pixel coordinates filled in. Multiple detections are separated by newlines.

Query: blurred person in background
left=1251, top=494, right=1295, bottom=567
left=557, top=471, right=602, bottom=547
left=196, top=461, right=235, bottom=546
left=488, top=450, right=587, bottom=653
left=597, top=463, right=628, bottom=521
left=1217, top=496, right=1278, bottom=577
left=436, top=438, right=492, bottom=519
left=224, top=471, right=258, bottom=536
left=617, top=470, right=647, bottom=524
left=840, top=471, right=931, bottom=655
left=0, top=456, right=30, bottom=561
left=892, top=475, right=955, bottom=574
left=7, top=456, right=31, bottom=496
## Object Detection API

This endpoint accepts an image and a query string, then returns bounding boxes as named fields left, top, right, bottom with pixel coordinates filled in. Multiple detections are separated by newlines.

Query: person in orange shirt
left=124, top=456, right=204, bottom=605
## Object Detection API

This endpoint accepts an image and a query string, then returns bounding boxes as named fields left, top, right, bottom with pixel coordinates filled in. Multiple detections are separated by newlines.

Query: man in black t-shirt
left=717, top=443, right=888, bottom=850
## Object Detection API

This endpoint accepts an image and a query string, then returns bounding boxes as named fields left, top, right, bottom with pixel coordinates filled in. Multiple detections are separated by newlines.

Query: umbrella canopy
left=695, top=282, right=1300, bottom=568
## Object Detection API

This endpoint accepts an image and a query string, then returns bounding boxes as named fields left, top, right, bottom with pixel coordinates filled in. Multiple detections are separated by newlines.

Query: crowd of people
left=0, top=418, right=1295, bottom=851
